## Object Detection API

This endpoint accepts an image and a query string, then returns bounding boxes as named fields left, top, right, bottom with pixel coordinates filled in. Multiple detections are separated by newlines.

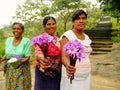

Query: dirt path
left=90, top=55, right=120, bottom=90
left=0, top=71, right=5, bottom=90
left=91, top=75, right=120, bottom=90
left=0, top=43, right=120, bottom=90
left=0, top=62, right=119, bottom=90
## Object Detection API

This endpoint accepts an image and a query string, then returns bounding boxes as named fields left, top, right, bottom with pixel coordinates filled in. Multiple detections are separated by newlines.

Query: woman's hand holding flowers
left=15, top=62, right=22, bottom=69
left=0, top=59, right=2, bottom=64
left=31, top=33, right=61, bottom=77
left=63, top=41, right=85, bottom=84
left=14, top=56, right=30, bottom=69
left=0, top=56, right=6, bottom=64
left=66, top=63, right=76, bottom=77
left=0, top=60, right=2, bottom=64
left=39, top=57, right=51, bottom=72
left=14, top=60, right=28, bottom=69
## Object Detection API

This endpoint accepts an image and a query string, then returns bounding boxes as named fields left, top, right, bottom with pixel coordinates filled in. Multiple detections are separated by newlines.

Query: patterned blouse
left=34, top=34, right=62, bottom=77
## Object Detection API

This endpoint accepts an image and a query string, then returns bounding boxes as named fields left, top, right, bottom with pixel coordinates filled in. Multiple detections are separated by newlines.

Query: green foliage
left=99, top=0, right=120, bottom=23
left=40, top=5, right=51, bottom=17
left=0, top=30, right=5, bottom=39
left=12, top=0, right=54, bottom=36
left=0, top=31, right=5, bottom=58
left=51, top=0, right=87, bottom=31
left=111, top=17, right=120, bottom=42
left=2, top=0, right=102, bottom=38
left=85, top=8, right=102, bottom=30
left=53, top=0, right=82, bottom=10
left=11, top=0, right=102, bottom=33
left=13, top=0, right=47, bottom=23
left=111, top=17, right=120, bottom=30
left=23, top=20, right=44, bottom=39
left=99, top=0, right=120, bottom=10
left=30, top=46, right=36, bottom=64
left=111, top=36, right=120, bottom=42
left=0, top=48, right=4, bottom=59
left=0, top=30, right=9, bottom=58
left=0, top=0, right=104, bottom=63
left=56, top=19, right=72, bottom=36
left=111, top=30, right=118, bottom=36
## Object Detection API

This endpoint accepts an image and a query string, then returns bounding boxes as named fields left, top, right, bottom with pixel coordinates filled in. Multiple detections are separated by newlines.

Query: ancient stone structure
left=85, top=16, right=113, bottom=55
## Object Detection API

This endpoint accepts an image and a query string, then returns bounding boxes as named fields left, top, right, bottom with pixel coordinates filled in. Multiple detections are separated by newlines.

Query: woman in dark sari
left=33, top=16, right=62, bottom=90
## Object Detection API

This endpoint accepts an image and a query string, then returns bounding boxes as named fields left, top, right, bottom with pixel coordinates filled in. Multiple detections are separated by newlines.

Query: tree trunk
left=117, top=17, right=119, bottom=23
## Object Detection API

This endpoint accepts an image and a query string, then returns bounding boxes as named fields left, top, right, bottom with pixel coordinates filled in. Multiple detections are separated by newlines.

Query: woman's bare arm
left=60, top=36, right=76, bottom=76
left=0, top=55, right=6, bottom=63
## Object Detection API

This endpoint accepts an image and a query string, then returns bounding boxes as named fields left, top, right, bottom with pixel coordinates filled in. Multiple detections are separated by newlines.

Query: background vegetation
left=0, top=0, right=120, bottom=62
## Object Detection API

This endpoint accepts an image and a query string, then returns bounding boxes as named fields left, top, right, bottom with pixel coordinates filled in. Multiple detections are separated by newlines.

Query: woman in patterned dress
left=0, top=22, right=31, bottom=90
left=60, top=9, right=92, bottom=90
left=33, top=16, right=61, bottom=90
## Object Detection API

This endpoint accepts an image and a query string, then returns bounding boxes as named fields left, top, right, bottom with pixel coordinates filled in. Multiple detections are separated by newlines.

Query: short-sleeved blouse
left=34, top=35, right=60, bottom=57
left=4, top=37, right=31, bottom=90
left=33, top=34, right=61, bottom=77
left=60, top=30, right=92, bottom=78
left=5, top=37, right=31, bottom=59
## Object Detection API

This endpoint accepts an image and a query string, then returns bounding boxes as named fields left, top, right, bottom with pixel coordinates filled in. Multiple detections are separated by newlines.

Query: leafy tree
left=85, top=1, right=102, bottom=30
left=13, top=0, right=87, bottom=32
left=99, top=0, right=120, bottom=10
left=11, top=0, right=102, bottom=36
left=50, top=0, right=87, bottom=31
left=99, top=0, right=120, bottom=23
left=13, top=0, right=43, bottom=22
left=12, top=0, right=51, bottom=35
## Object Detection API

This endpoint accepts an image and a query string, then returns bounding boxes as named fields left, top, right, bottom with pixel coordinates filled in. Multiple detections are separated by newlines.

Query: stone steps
left=91, top=45, right=112, bottom=48
left=91, top=41, right=113, bottom=55
left=85, top=15, right=113, bottom=55
left=84, top=30, right=112, bottom=38
left=93, top=48, right=112, bottom=52
left=90, top=37, right=111, bottom=41
left=89, top=32, right=113, bottom=55
left=91, top=51, right=108, bottom=55
left=92, top=41, right=113, bottom=45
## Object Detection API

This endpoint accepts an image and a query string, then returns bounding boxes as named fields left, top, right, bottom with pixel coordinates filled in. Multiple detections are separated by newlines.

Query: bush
left=111, top=36, right=120, bottom=42
left=0, top=47, right=5, bottom=59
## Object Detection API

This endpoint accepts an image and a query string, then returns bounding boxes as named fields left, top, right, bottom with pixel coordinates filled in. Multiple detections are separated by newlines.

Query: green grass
left=111, top=18, right=120, bottom=30
left=0, top=40, right=5, bottom=59
left=111, top=17, right=120, bottom=42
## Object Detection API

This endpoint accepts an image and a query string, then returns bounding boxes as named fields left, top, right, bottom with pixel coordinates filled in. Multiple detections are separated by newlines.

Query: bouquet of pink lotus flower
left=7, top=55, right=22, bottom=67
left=31, top=33, right=56, bottom=58
left=63, top=40, right=85, bottom=84
left=31, top=33, right=61, bottom=77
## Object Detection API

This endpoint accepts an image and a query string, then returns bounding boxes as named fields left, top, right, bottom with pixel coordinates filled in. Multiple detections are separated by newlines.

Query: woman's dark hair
left=43, top=16, right=56, bottom=27
left=12, top=22, right=24, bottom=30
left=72, top=9, right=87, bottom=22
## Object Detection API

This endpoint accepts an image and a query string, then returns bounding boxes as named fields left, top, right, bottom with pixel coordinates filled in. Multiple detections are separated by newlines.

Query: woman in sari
left=0, top=22, right=31, bottom=90
left=33, top=16, right=62, bottom=90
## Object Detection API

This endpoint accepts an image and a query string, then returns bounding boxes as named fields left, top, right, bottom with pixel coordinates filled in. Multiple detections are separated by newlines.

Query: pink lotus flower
left=7, top=55, right=22, bottom=67
left=64, top=41, right=85, bottom=61
left=31, top=33, right=56, bottom=46
left=63, top=40, right=85, bottom=84
left=31, top=33, right=56, bottom=58
left=31, top=33, right=61, bottom=77
left=14, top=55, right=22, bottom=60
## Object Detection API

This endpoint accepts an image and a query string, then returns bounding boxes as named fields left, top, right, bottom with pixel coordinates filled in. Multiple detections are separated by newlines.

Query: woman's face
left=12, top=24, right=24, bottom=38
left=44, top=19, right=56, bottom=36
left=72, top=14, right=87, bottom=31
